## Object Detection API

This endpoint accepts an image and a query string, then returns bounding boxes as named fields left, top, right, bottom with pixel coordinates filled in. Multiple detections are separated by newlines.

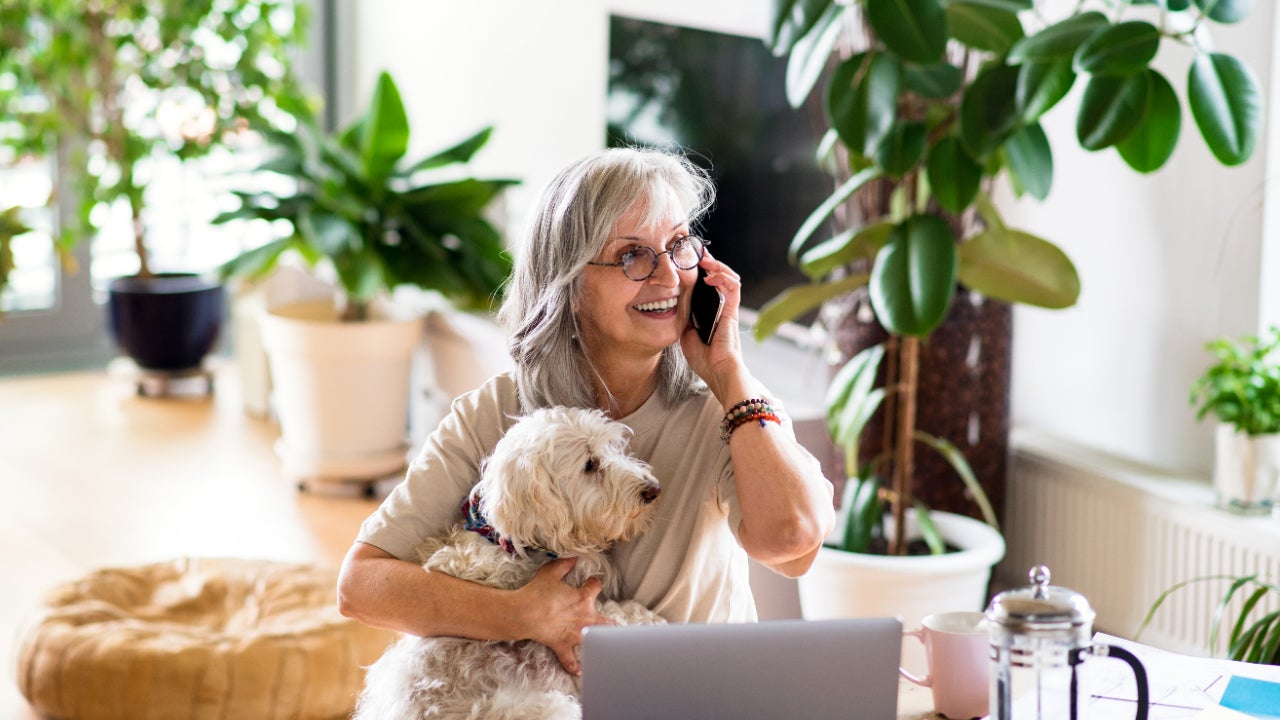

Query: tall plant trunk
left=891, top=335, right=920, bottom=555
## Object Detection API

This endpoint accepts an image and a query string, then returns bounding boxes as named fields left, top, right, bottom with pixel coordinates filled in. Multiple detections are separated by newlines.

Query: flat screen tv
left=605, top=15, right=833, bottom=318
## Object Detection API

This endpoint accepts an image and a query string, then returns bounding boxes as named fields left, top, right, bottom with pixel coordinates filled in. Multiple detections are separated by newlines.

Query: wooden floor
left=0, top=359, right=383, bottom=719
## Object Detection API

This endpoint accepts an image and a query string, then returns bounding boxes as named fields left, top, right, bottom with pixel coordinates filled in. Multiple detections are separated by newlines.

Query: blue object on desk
left=1220, top=675, right=1280, bottom=719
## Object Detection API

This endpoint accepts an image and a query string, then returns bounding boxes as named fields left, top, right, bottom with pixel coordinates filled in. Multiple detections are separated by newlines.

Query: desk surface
left=899, top=677, right=939, bottom=719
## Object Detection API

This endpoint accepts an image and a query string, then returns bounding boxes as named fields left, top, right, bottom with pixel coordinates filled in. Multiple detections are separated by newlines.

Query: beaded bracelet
left=719, top=397, right=782, bottom=442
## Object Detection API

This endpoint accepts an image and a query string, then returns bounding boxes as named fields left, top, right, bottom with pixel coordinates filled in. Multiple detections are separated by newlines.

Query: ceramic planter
left=796, top=509, right=1005, bottom=674
left=260, top=299, right=422, bottom=485
left=107, top=274, right=224, bottom=371
left=1213, top=424, right=1280, bottom=514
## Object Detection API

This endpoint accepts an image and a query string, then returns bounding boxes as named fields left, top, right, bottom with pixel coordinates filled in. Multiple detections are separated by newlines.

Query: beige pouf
left=16, top=557, right=398, bottom=720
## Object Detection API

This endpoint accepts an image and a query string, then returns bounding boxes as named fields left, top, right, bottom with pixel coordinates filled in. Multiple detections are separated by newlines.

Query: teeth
left=634, top=297, right=678, bottom=312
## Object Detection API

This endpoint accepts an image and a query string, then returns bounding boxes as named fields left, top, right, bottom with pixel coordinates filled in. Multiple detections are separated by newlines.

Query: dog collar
left=461, top=495, right=558, bottom=559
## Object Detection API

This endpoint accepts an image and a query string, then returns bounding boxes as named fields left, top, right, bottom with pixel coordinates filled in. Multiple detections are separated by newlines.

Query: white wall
left=349, top=0, right=1278, bottom=481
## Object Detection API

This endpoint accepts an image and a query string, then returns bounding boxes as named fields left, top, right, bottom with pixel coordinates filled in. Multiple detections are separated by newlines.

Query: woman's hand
left=680, top=253, right=749, bottom=402
left=514, top=557, right=611, bottom=675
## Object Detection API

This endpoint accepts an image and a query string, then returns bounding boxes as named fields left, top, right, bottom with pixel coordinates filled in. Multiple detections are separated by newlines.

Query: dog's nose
left=640, top=482, right=660, bottom=505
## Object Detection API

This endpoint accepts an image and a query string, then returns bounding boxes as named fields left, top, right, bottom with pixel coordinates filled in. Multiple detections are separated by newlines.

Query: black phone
left=690, top=265, right=724, bottom=345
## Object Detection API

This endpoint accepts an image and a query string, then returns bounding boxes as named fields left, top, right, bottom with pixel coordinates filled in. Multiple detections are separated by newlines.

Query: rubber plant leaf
left=766, top=0, right=833, bottom=56
left=1007, top=11, right=1108, bottom=64
left=903, top=62, right=963, bottom=99
left=1193, top=0, right=1254, bottom=24
left=957, top=226, right=1080, bottom=309
left=359, top=72, right=410, bottom=187
left=787, top=166, right=881, bottom=263
left=945, top=1, right=1024, bottom=55
left=1188, top=52, right=1262, bottom=167
left=1072, top=20, right=1159, bottom=76
left=800, top=220, right=894, bottom=278
left=785, top=1, right=847, bottom=108
left=957, top=0, right=1032, bottom=10
left=828, top=52, right=901, bottom=160
left=1003, top=122, right=1053, bottom=201
left=1016, top=60, right=1076, bottom=123
left=926, top=136, right=982, bottom=214
left=753, top=274, right=869, bottom=341
left=875, top=121, right=927, bottom=178
left=870, top=214, right=957, bottom=337
left=1076, top=72, right=1150, bottom=151
left=865, top=0, right=948, bottom=65
left=1117, top=69, right=1181, bottom=173
left=825, top=343, right=887, bottom=453
left=959, top=63, right=1021, bottom=158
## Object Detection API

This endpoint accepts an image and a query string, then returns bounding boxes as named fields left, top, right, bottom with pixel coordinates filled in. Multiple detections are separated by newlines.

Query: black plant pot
left=107, top=274, right=225, bottom=371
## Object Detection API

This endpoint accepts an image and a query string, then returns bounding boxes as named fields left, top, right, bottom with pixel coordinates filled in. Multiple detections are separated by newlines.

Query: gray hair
left=497, top=146, right=716, bottom=411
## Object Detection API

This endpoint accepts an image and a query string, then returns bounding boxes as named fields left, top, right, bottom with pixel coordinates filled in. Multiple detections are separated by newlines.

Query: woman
left=337, top=147, right=834, bottom=675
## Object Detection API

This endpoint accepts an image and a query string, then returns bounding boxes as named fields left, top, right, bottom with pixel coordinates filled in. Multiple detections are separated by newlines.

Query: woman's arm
left=336, top=541, right=608, bottom=675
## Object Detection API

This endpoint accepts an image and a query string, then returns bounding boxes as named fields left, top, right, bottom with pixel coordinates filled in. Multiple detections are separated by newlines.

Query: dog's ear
left=477, top=418, right=570, bottom=554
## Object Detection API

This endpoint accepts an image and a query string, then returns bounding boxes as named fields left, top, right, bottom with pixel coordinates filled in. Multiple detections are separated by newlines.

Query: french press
left=985, top=566, right=1150, bottom=720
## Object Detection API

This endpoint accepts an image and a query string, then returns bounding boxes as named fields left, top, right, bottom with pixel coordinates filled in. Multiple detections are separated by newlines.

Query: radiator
left=997, top=431, right=1280, bottom=658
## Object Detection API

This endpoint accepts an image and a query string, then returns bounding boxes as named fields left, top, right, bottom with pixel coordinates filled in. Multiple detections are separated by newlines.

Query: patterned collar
left=461, top=495, right=558, bottom=559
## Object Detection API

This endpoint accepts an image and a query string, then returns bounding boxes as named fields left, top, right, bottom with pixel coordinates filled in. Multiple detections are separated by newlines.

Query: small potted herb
left=1190, top=326, right=1280, bottom=513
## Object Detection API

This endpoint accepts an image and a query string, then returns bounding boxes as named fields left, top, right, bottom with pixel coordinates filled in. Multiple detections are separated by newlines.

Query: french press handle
left=1069, top=644, right=1150, bottom=720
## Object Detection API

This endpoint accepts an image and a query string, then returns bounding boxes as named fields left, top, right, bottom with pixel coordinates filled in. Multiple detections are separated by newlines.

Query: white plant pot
left=260, top=299, right=423, bottom=482
left=796, top=509, right=1005, bottom=674
left=1213, top=424, right=1280, bottom=514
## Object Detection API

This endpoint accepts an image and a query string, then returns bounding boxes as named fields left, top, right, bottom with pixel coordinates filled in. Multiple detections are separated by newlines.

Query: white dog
left=354, top=406, right=666, bottom=720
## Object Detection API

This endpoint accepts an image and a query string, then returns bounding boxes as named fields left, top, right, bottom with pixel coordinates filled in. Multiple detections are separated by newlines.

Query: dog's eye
left=584, top=457, right=599, bottom=473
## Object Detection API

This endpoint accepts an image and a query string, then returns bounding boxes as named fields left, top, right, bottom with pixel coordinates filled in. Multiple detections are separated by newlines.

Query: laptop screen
left=581, top=617, right=903, bottom=720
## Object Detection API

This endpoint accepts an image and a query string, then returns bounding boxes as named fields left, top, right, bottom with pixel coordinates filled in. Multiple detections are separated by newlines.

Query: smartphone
left=690, top=266, right=724, bottom=345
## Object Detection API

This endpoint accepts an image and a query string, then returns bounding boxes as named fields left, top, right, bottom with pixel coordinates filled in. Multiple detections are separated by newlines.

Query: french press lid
left=986, top=565, right=1095, bottom=647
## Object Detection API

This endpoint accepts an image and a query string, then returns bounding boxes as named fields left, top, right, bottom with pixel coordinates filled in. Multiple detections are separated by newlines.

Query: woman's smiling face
left=577, top=197, right=696, bottom=362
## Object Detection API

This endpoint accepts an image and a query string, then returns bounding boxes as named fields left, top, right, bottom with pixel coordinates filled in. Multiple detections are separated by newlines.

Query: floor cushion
left=16, top=557, right=398, bottom=720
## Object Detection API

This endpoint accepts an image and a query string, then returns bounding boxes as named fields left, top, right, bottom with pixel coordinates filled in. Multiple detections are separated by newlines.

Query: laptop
left=581, top=617, right=902, bottom=719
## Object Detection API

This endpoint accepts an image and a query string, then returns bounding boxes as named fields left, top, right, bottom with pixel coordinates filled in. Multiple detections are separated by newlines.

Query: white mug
left=900, top=611, right=990, bottom=719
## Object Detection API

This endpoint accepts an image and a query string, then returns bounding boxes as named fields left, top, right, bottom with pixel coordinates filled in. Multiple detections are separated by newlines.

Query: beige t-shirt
left=358, top=372, right=819, bottom=624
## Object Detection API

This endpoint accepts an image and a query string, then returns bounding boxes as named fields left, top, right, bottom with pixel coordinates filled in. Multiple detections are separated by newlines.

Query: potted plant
left=1140, top=574, right=1280, bottom=665
left=214, top=71, right=517, bottom=486
left=756, top=0, right=1262, bottom=623
left=1190, top=326, right=1280, bottom=514
left=0, top=0, right=311, bottom=372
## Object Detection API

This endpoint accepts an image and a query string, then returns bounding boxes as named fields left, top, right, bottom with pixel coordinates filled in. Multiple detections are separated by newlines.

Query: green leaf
left=787, top=166, right=882, bottom=263
left=959, top=63, right=1021, bottom=158
left=876, top=121, right=927, bottom=177
left=946, top=2, right=1024, bottom=55
left=403, top=127, right=494, bottom=174
left=902, top=63, right=964, bottom=99
left=1193, top=0, right=1254, bottom=24
left=753, top=274, right=870, bottom=341
left=785, top=1, right=848, bottom=108
left=865, top=0, right=948, bottom=64
left=359, top=72, right=410, bottom=185
left=1007, top=11, right=1108, bottom=63
left=1004, top=122, right=1053, bottom=201
left=1188, top=52, right=1262, bottom=166
left=1073, top=20, right=1160, bottom=76
left=826, top=344, right=887, bottom=450
left=766, top=0, right=833, bottom=56
left=1016, top=60, right=1077, bottom=123
left=839, top=473, right=884, bottom=553
left=926, top=136, right=983, bottom=214
left=957, top=226, right=1080, bottom=308
left=914, top=431, right=1000, bottom=529
left=829, top=52, right=902, bottom=158
left=914, top=502, right=947, bottom=555
left=1117, top=69, right=1181, bottom=173
left=799, top=221, right=894, bottom=278
left=870, top=215, right=958, bottom=337
left=960, top=0, right=1032, bottom=9
left=1076, top=72, right=1150, bottom=151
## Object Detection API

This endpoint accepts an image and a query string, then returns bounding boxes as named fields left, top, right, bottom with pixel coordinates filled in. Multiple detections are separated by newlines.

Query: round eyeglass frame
left=587, top=236, right=709, bottom=282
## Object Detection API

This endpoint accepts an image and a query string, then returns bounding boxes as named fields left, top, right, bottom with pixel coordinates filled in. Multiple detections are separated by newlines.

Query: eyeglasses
left=587, top=236, right=708, bottom=282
